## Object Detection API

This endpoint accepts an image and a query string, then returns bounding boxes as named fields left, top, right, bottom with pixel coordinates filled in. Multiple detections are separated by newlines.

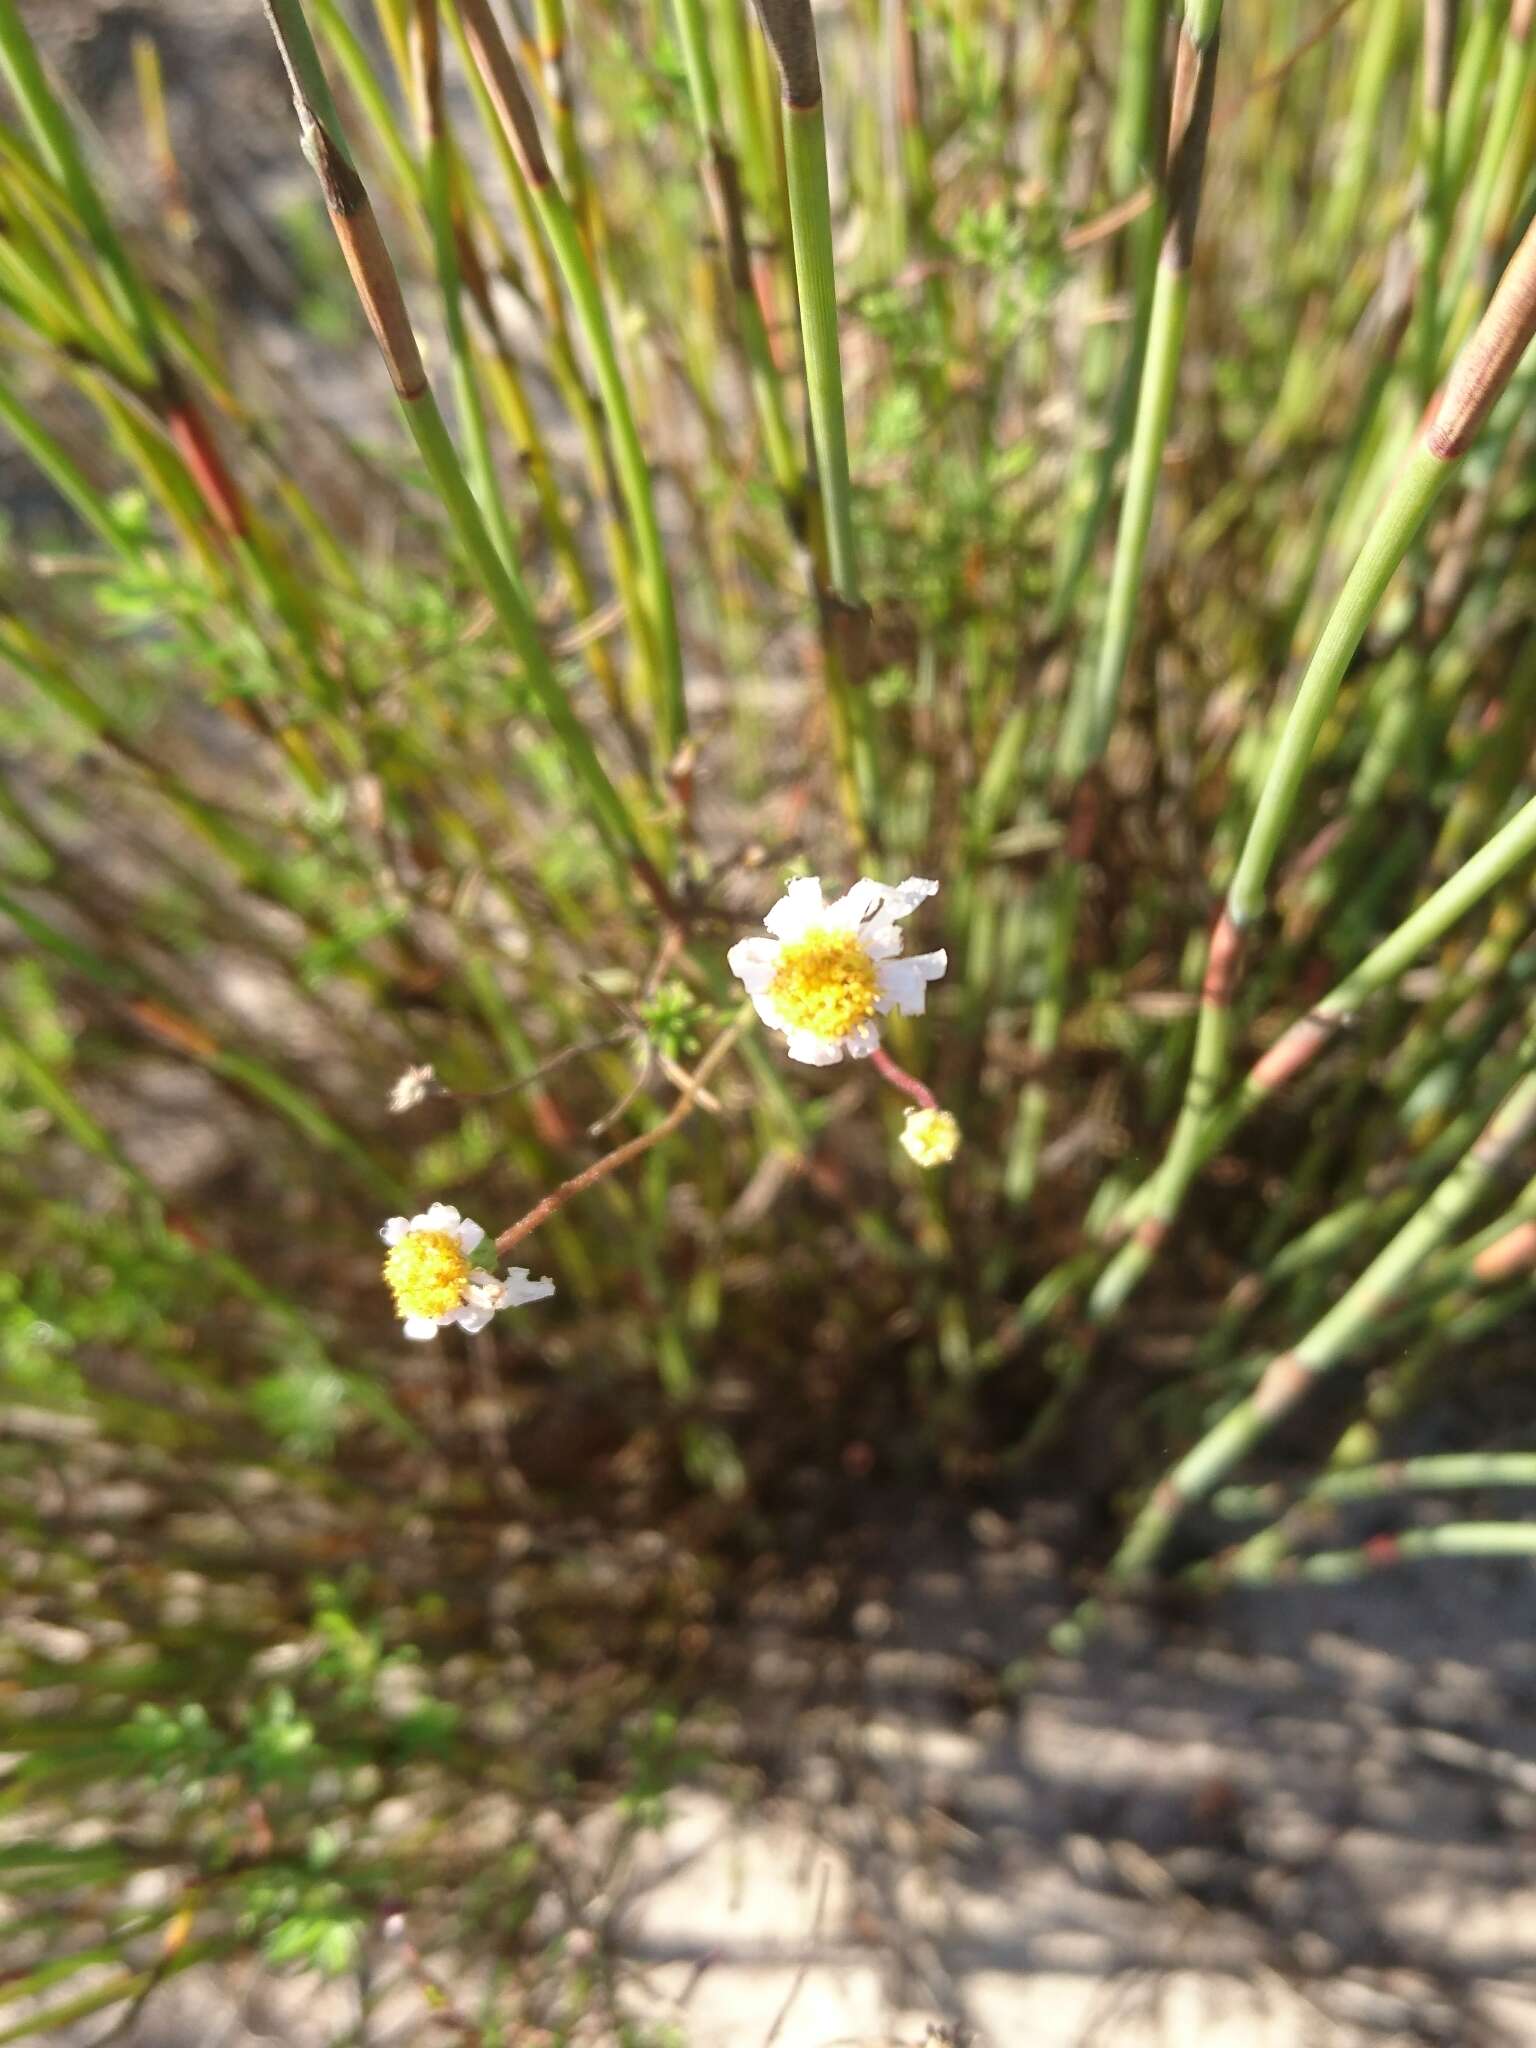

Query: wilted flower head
left=380, top=1202, right=553, bottom=1341
left=899, top=1105, right=961, bottom=1168
left=388, top=1064, right=437, bottom=1114
left=727, top=875, right=947, bottom=1065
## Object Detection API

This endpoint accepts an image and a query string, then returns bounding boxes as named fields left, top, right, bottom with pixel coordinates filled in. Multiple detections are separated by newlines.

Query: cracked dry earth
left=44, top=1501, right=1536, bottom=2048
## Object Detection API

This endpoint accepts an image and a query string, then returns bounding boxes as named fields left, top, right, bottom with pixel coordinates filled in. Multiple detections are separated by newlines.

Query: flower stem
left=495, top=1010, right=751, bottom=1255
left=870, top=1045, right=936, bottom=1112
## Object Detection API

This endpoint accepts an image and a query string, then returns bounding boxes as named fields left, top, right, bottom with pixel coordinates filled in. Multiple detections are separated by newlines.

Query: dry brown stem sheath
left=1426, top=212, right=1536, bottom=457
left=1246, top=1012, right=1338, bottom=1091
left=322, top=153, right=428, bottom=400
left=1423, top=0, right=1459, bottom=114
left=1251, top=1350, right=1312, bottom=1422
left=749, top=0, right=822, bottom=107
left=409, top=0, right=443, bottom=132
left=1200, top=906, right=1245, bottom=1009
left=1473, top=1220, right=1536, bottom=1283
left=1162, top=22, right=1220, bottom=272
left=707, top=140, right=757, bottom=297
left=264, top=5, right=427, bottom=399
left=455, top=0, right=554, bottom=186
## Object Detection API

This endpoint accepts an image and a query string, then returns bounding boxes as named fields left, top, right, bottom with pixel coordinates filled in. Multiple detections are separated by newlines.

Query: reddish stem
left=160, top=372, right=249, bottom=542
left=870, top=1044, right=936, bottom=1111
left=494, top=1012, right=749, bottom=1254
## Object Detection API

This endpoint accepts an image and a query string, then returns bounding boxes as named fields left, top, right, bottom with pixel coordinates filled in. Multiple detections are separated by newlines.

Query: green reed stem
left=1445, top=0, right=1502, bottom=191
left=1087, top=213, right=1536, bottom=1324
left=1410, top=0, right=1457, bottom=400
left=311, top=0, right=424, bottom=212
left=669, top=0, right=801, bottom=506
left=1231, top=1521, right=1536, bottom=1585
left=1096, top=1055, right=1536, bottom=1591
left=452, top=0, right=687, bottom=758
left=1443, top=0, right=1536, bottom=327
left=1016, top=0, right=1218, bottom=1199
left=531, top=0, right=598, bottom=252
left=744, top=0, right=872, bottom=837
left=711, top=0, right=776, bottom=223
left=1047, top=0, right=1164, bottom=622
left=743, top=0, right=854, bottom=596
left=406, top=0, right=522, bottom=578
left=1216, top=1452, right=1536, bottom=1521
left=1231, top=447, right=1447, bottom=923
left=780, top=98, right=856, bottom=599
left=1111, top=780, right=1536, bottom=1227
left=1320, top=0, right=1409, bottom=261
left=1071, top=0, right=1221, bottom=772
left=314, top=0, right=625, bottom=713
left=261, top=0, right=667, bottom=908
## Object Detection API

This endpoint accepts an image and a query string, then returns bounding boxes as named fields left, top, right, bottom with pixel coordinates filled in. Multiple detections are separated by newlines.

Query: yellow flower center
left=769, top=927, right=879, bottom=1040
left=383, top=1229, right=469, bottom=1321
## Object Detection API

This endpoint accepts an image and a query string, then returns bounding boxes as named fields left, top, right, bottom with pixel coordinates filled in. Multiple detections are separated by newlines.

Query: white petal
left=762, top=875, right=825, bottom=940
left=840, top=1019, right=882, bottom=1058
left=453, top=1303, right=495, bottom=1335
left=423, top=1201, right=461, bottom=1232
left=876, top=950, right=947, bottom=1016
left=504, top=1269, right=556, bottom=1306
left=402, top=1316, right=440, bottom=1341
left=875, top=961, right=924, bottom=1015
left=784, top=1029, right=844, bottom=1066
left=746, top=986, right=790, bottom=1031
left=861, top=923, right=906, bottom=960
left=890, top=877, right=940, bottom=913
left=380, top=1216, right=410, bottom=1246
left=455, top=1217, right=485, bottom=1254
left=834, top=875, right=940, bottom=955
left=727, top=936, right=781, bottom=993
left=824, top=876, right=888, bottom=929
left=845, top=874, right=938, bottom=925
left=407, top=1213, right=435, bottom=1233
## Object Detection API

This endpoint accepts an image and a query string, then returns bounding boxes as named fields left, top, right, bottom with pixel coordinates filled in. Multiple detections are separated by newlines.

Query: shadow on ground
left=606, top=1504, right=1536, bottom=2046
left=55, top=1499, right=1536, bottom=2047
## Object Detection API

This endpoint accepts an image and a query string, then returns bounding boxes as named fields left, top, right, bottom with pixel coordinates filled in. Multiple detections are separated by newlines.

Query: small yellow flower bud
left=899, top=1105, right=960, bottom=1169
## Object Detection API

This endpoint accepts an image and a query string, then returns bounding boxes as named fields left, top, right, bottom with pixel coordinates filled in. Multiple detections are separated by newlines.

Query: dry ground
left=41, top=1496, right=1536, bottom=2047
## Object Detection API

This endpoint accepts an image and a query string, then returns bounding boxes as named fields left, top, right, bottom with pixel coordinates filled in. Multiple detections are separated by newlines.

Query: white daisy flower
left=379, top=1201, right=554, bottom=1341
left=727, top=875, right=947, bottom=1065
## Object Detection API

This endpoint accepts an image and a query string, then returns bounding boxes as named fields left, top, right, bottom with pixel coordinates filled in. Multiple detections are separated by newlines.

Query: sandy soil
left=42, top=1498, right=1536, bottom=2047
